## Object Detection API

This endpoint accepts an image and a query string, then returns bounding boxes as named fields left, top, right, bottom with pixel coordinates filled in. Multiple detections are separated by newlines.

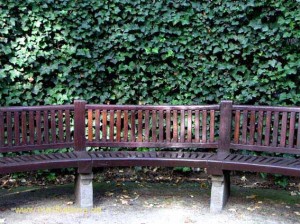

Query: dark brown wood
left=272, top=112, right=279, bottom=147
left=7, top=112, right=12, bottom=146
left=195, top=110, right=200, bottom=143
left=241, top=110, right=248, bottom=144
left=280, top=112, right=287, bottom=147
left=288, top=112, right=295, bottom=148
left=50, top=110, right=56, bottom=143
left=173, top=110, right=178, bottom=142
left=264, top=111, right=271, bottom=146
left=109, top=110, right=114, bottom=142
left=249, top=110, right=256, bottom=145
left=14, top=111, right=20, bottom=146
left=202, top=110, right=207, bottom=143
left=152, top=110, right=157, bottom=142
left=88, top=109, right=93, bottom=142
left=29, top=111, right=35, bottom=145
left=138, top=110, right=143, bottom=142
left=257, top=111, right=264, bottom=145
left=233, top=110, right=240, bottom=144
left=187, top=110, right=192, bottom=142
left=58, top=110, right=64, bottom=142
left=209, top=110, right=215, bottom=143
left=123, top=110, right=128, bottom=142
left=0, top=111, right=4, bottom=147
left=218, top=101, right=232, bottom=155
left=180, top=110, right=185, bottom=143
left=65, top=110, right=71, bottom=142
left=144, top=110, right=150, bottom=142
left=116, top=110, right=122, bottom=142
left=102, top=110, right=107, bottom=142
left=297, top=113, right=300, bottom=148
left=43, top=110, right=49, bottom=144
left=74, top=100, right=86, bottom=151
left=166, top=110, right=171, bottom=142
left=130, top=110, right=135, bottom=142
left=36, top=111, right=42, bottom=145
left=159, top=110, right=164, bottom=142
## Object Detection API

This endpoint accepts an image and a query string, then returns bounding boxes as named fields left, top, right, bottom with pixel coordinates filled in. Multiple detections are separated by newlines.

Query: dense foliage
left=0, top=0, right=300, bottom=106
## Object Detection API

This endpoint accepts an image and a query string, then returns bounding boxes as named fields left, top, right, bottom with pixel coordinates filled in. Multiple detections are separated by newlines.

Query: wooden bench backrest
left=231, top=105, right=300, bottom=154
left=0, top=105, right=74, bottom=152
left=85, top=104, right=220, bottom=149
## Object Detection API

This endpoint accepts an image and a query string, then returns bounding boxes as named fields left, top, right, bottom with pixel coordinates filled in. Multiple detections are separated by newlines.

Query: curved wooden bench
left=0, top=100, right=300, bottom=212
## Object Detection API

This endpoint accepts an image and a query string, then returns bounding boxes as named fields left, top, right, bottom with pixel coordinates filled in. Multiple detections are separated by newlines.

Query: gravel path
left=0, top=181, right=299, bottom=224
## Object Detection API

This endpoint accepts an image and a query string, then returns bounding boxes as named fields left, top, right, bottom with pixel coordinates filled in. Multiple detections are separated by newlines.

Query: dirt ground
left=0, top=173, right=299, bottom=224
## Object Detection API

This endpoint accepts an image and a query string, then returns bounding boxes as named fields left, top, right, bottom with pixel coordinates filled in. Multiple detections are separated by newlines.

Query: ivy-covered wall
left=0, top=0, right=299, bottom=106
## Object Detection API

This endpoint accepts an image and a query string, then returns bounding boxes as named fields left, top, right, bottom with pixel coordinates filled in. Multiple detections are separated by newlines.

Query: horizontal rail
left=233, top=105, right=300, bottom=112
left=0, top=105, right=74, bottom=112
left=0, top=142, right=74, bottom=153
left=87, top=142, right=218, bottom=148
left=86, top=104, right=220, bottom=110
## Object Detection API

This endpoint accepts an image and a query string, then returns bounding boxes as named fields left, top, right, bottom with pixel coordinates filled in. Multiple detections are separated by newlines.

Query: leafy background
left=0, top=0, right=300, bottom=106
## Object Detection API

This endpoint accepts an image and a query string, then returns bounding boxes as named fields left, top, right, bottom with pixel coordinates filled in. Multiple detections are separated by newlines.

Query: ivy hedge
left=0, top=0, right=300, bottom=106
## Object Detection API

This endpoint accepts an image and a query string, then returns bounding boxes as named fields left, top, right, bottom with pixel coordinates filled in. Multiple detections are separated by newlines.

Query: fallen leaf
left=105, top=192, right=114, bottom=197
left=246, top=195, right=257, bottom=199
left=290, top=191, right=297, bottom=196
left=66, top=201, right=74, bottom=205
left=294, top=211, right=300, bottom=216
left=120, top=199, right=129, bottom=205
left=241, top=176, right=247, bottom=182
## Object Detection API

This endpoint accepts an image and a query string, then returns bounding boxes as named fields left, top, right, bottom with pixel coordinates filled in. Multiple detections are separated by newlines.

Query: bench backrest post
left=218, top=100, right=233, bottom=158
left=74, top=100, right=87, bottom=151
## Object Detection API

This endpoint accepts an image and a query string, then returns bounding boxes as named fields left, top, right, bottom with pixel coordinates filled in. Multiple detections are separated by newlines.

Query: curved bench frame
left=0, top=100, right=300, bottom=212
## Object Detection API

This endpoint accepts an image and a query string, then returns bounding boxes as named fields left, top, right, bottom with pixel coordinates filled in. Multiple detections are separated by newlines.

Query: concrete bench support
left=75, top=173, right=94, bottom=208
left=210, top=172, right=230, bottom=213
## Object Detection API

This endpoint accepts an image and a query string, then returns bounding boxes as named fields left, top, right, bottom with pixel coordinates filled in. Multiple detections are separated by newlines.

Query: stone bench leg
left=75, top=173, right=93, bottom=208
left=210, top=172, right=230, bottom=213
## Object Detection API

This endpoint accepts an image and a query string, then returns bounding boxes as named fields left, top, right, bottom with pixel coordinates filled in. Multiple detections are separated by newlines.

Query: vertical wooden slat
left=180, top=110, right=185, bottom=143
left=195, top=110, right=200, bottom=143
left=123, top=110, right=128, bottom=142
left=202, top=110, right=207, bottom=143
left=166, top=110, right=171, bottom=142
left=138, top=110, right=143, bottom=142
left=272, top=112, right=279, bottom=147
left=241, top=110, right=248, bottom=144
left=102, top=110, right=107, bottom=142
left=159, top=110, right=164, bottom=142
left=144, top=110, right=149, bottom=142
left=249, top=110, right=256, bottom=145
left=187, top=110, right=192, bottom=142
left=233, top=110, right=240, bottom=144
left=50, top=110, right=56, bottom=143
left=58, top=110, right=64, bottom=142
left=21, top=111, right=27, bottom=145
left=280, top=112, right=287, bottom=147
left=256, top=111, right=264, bottom=145
left=29, top=111, right=35, bottom=144
left=36, top=111, right=42, bottom=145
left=0, top=111, right=4, bottom=147
left=116, top=110, right=121, bottom=142
left=65, top=110, right=70, bottom=142
left=209, top=110, right=215, bottom=143
left=152, top=110, right=157, bottom=142
left=173, top=110, right=178, bottom=142
left=218, top=101, right=233, bottom=155
left=297, top=113, right=300, bottom=148
left=88, top=109, right=93, bottom=142
left=43, top=110, right=49, bottom=144
left=130, top=110, right=135, bottom=142
left=94, top=109, right=100, bottom=142
left=110, top=110, right=114, bottom=141
left=14, top=111, right=20, bottom=146
left=264, top=111, right=271, bottom=146
left=7, top=111, right=12, bottom=146
left=288, top=112, right=295, bottom=148
left=74, top=100, right=86, bottom=151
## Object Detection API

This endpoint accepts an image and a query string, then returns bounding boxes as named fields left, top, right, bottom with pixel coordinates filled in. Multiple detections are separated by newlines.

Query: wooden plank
left=50, top=110, right=56, bottom=143
left=65, top=110, right=71, bottom=142
left=241, top=110, right=248, bottom=144
left=288, top=112, right=295, bottom=148
left=234, top=110, right=240, bottom=144
left=159, top=110, right=164, bottom=142
left=43, top=110, right=49, bottom=144
left=130, top=110, right=135, bottom=142
left=187, top=110, right=192, bottom=142
left=144, top=110, right=149, bottom=142
left=94, top=109, right=100, bottom=142
left=257, top=111, right=264, bottom=145
left=280, top=112, right=287, bottom=147
left=123, top=110, right=128, bottom=142
left=297, top=112, right=300, bottom=148
left=138, top=110, right=143, bottom=142
left=110, top=110, right=114, bottom=141
left=14, top=111, right=20, bottom=146
left=36, top=111, right=42, bottom=145
left=21, top=111, right=27, bottom=145
left=7, top=111, right=12, bottom=146
left=152, top=110, right=157, bottom=142
left=218, top=101, right=233, bottom=154
left=173, top=110, right=178, bottom=142
left=195, top=110, right=200, bottom=143
left=102, top=110, right=107, bottom=142
left=202, top=110, right=207, bottom=143
left=58, top=110, right=64, bottom=142
left=116, top=110, right=121, bottom=142
left=166, top=110, right=171, bottom=142
left=0, top=112, right=4, bottom=147
left=29, top=111, right=35, bottom=144
left=210, top=110, right=215, bottom=143
left=180, top=110, right=185, bottom=143
left=88, top=109, right=93, bottom=142
left=264, top=111, right=271, bottom=146
left=73, top=100, right=86, bottom=151
left=249, top=110, right=256, bottom=145
left=272, top=112, right=279, bottom=147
